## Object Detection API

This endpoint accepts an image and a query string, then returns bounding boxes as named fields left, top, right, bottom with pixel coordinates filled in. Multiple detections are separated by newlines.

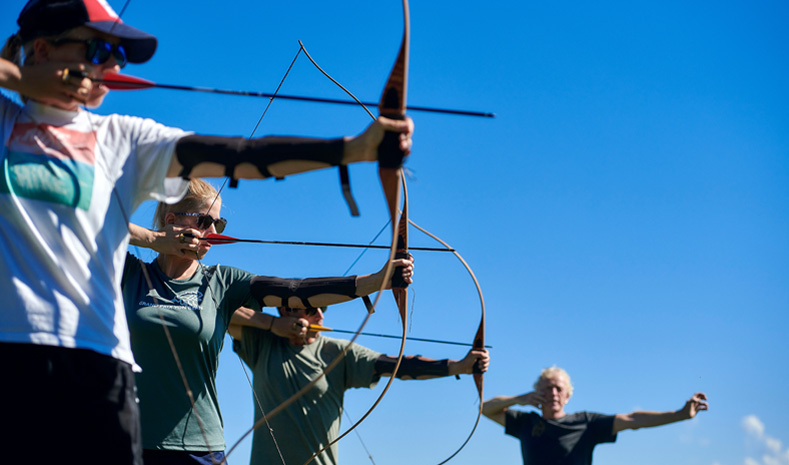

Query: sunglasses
left=174, top=212, right=228, bottom=233
left=281, top=307, right=320, bottom=316
left=53, top=38, right=127, bottom=68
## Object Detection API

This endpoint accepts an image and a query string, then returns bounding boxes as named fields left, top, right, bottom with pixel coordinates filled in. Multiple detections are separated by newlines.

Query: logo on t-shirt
left=532, top=419, right=546, bottom=437
left=2, top=122, right=96, bottom=210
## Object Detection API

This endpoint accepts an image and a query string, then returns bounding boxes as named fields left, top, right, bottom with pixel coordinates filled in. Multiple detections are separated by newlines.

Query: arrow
left=308, top=324, right=493, bottom=348
left=88, top=72, right=495, bottom=118
left=197, top=233, right=454, bottom=252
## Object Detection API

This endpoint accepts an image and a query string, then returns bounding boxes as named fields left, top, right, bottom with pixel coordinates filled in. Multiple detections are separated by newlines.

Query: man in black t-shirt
left=482, top=367, right=708, bottom=465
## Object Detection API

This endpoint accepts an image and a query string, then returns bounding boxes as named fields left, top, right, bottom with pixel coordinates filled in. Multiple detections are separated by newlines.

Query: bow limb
left=407, top=218, right=486, bottom=464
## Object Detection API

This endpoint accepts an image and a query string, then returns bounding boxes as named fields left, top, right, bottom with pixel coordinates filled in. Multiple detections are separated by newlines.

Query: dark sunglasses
left=53, top=38, right=127, bottom=68
left=281, top=307, right=320, bottom=316
left=174, top=212, right=228, bottom=233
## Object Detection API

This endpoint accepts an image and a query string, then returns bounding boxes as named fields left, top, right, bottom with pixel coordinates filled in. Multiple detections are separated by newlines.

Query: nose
left=99, top=56, right=122, bottom=74
left=313, top=308, right=325, bottom=322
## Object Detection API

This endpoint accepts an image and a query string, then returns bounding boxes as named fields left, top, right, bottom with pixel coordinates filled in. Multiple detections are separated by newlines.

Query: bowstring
left=198, top=46, right=306, bottom=465
left=295, top=40, right=404, bottom=465
left=205, top=37, right=403, bottom=465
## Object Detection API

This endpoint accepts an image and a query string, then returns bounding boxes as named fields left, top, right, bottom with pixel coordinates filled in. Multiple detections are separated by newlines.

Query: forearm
left=354, top=270, right=386, bottom=297
left=481, top=395, right=526, bottom=426
left=614, top=409, right=688, bottom=432
left=249, top=275, right=359, bottom=308
left=170, top=134, right=348, bottom=180
left=128, top=223, right=159, bottom=249
left=481, top=395, right=522, bottom=417
left=374, top=355, right=452, bottom=380
left=228, top=307, right=275, bottom=340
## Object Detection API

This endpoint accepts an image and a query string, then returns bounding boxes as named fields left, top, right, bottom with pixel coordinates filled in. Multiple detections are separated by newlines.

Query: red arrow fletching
left=201, top=233, right=240, bottom=245
left=101, top=73, right=156, bottom=90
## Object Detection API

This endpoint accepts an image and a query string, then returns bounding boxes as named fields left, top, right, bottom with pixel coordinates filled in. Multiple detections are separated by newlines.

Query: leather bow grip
left=390, top=249, right=409, bottom=289
left=471, top=332, right=485, bottom=374
left=377, top=114, right=407, bottom=170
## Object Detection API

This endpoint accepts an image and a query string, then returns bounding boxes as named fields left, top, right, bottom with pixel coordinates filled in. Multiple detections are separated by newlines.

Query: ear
left=31, top=38, right=52, bottom=63
left=163, top=211, right=178, bottom=226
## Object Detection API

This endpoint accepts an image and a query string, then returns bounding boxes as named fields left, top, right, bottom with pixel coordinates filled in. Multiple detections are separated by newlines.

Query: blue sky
left=3, top=0, right=788, bottom=464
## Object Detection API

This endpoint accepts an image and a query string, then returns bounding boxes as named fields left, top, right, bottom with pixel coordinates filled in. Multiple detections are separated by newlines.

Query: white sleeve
left=103, top=114, right=192, bottom=207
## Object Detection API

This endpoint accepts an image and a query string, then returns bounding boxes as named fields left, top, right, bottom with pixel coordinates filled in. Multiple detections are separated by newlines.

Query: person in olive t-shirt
left=482, top=366, right=708, bottom=465
left=229, top=305, right=490, bottom=465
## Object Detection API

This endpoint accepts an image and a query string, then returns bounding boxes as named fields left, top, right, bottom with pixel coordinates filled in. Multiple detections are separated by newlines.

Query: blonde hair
left=153, top=179, right=220, bottom=230
left=534, top=366, right=574, bottom=398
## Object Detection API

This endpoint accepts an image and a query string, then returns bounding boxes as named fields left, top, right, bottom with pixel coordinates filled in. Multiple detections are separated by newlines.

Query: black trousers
left=0, top=342, right=142, bottom=465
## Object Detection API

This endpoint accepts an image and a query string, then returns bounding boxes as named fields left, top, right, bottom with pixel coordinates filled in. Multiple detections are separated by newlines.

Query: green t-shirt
left=123, top=254, right=260, bottom=451
left=233, top=327, right=382, bottom=465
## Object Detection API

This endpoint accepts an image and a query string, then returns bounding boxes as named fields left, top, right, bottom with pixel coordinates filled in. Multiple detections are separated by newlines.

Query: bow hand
left=451, top=348, right=490, bottom=376
left=343, top=116, right=414, bottom=164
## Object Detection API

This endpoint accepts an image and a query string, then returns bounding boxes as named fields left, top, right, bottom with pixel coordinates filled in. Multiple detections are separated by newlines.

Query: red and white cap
left=17, top=0, right=157, bottom=63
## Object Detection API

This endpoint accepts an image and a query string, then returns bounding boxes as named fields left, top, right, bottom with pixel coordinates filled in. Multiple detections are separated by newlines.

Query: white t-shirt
left=0, top=96, right=189, bottom=366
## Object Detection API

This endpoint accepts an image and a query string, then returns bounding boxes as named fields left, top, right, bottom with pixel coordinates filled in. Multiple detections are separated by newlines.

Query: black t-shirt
left=505, top=411, right=617, bottom=465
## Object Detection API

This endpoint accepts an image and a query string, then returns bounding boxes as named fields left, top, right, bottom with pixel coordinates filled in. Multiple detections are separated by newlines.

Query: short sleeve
left=584, top=412, right=617, bottom=444
left=505, top=409, right=533, bottom=438
left=103, top=114, right=190, bottom=207
left=341, top=341, right=383, bottom=390
left=212, top=265, right=261, bottom=323
left=234, top=325, right=272, bottom=368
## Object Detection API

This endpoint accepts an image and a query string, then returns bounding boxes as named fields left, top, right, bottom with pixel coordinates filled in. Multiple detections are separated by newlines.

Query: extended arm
left=0, top=56, right=413, bottom=182
left=250, top=255, right=414, bottom=309
left=482, top=392, right=545, bottom=426
left=374, top=348, right=489, bottom=381
left=168, top=117, right=414, bottom=181
left=612, top=392, right=708, bottom=434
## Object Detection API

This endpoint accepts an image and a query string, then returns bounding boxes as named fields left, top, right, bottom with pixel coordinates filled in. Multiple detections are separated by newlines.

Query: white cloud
left=741, top=415, right=789, bottom=465
left=744, top=415, right=766, bottom=439
left=766, top=438, right=784, bottom=455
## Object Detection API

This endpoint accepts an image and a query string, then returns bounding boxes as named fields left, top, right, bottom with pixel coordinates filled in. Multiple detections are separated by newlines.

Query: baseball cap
left=17, top=0, right=157, bottom=63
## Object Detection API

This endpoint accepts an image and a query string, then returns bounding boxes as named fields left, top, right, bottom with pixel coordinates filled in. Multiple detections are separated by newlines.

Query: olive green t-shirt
left=123, top=254, right=259, bottom=451
left=234, top=327, right=382, bottom=465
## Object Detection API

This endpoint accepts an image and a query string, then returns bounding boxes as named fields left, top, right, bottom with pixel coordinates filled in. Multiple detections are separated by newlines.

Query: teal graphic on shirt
left=1, top=147, right=94, bottom=210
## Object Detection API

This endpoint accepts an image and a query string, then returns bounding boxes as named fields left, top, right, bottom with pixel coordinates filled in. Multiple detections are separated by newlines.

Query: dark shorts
left=143, top=449, right=227, bottom=465
left=0, top=342, right=142, bottom=465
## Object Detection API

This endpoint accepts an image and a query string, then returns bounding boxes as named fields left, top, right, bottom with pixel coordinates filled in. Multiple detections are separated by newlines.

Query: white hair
left=534, top=366, right=574, bottom=398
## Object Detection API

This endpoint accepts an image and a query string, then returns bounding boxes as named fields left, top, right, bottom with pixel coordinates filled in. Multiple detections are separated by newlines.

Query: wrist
left=448, top=360, right=461, bottom=376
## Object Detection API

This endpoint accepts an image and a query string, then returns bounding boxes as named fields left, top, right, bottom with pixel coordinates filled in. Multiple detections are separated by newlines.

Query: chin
left=84, top=90, right=109, bottom=109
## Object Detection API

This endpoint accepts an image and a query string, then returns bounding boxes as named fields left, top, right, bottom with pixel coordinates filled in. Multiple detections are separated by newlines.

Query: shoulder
left=505, top=409, right=537, bottom=426
left=122, top=253, right=146, bottom=280
left=91, top=112, right=190, bottom=145
left=204, top=264, right=255, bottom=281
left=578, top=411, right=614, bottom=422
left=318, top=336, right=382, bottom=359
left=567, top=412, right=616, bottom=432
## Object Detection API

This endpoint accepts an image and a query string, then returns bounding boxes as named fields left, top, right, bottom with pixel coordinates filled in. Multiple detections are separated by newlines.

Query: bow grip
left=472, top=334, right=484, bottom=374
left=390, top=250, right=409, bottom=289
left=377, top=114, right=406, bottom=170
